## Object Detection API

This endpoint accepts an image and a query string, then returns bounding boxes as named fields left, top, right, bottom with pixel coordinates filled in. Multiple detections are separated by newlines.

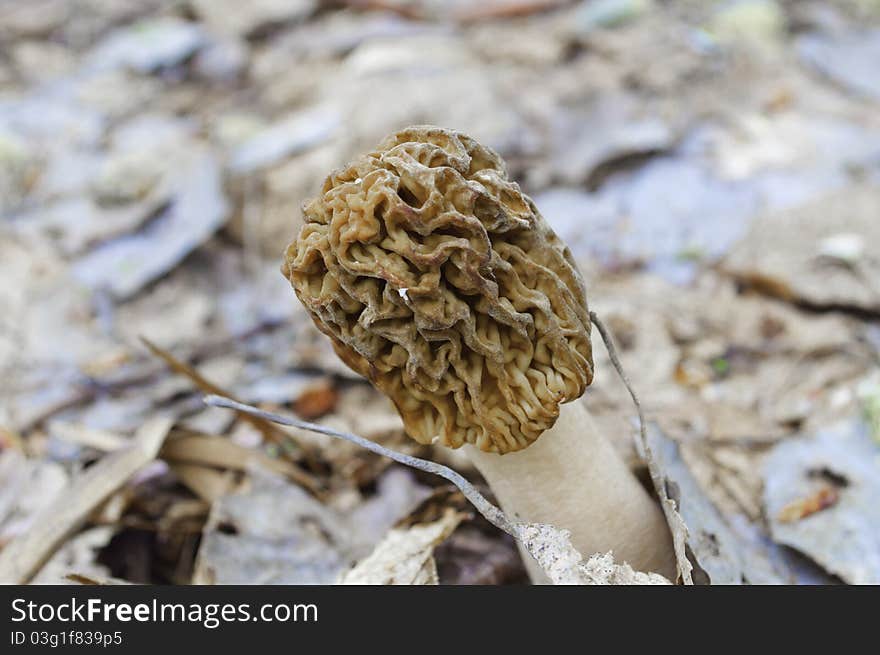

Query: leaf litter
left=2, top=0, right=880, bottom=585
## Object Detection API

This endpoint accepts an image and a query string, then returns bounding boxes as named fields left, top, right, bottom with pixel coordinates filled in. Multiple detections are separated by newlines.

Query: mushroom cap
left=283, top=126, right=593, bottom=453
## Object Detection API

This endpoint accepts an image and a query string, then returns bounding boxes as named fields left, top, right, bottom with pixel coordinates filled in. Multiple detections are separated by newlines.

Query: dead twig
left=588, top=311, right=650, bottom=456
left=203, top=394, right=515, bottom=536
left=141, top=336, right=323, bottom=491
left=589, top=310, right=692, bottom=584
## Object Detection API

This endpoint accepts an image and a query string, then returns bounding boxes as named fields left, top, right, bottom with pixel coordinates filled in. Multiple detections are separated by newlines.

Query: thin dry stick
left=588, top=311, right=649, bottom=451
left=142, top=336, right=323, bottom=490
left=203, top=394, right=514, bottom=536
left=590, top=310, right=688, bottom=582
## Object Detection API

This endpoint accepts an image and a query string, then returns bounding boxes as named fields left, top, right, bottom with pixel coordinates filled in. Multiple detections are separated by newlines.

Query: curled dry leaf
left=160, top=433, right=306, bottom=481
left=515, top=523, right=670, bottom=585
left=48, top=421, right=128, bottom=452
left=338, top=509, right=464, bottom=585
left=169, top=463, right=235, bottom=503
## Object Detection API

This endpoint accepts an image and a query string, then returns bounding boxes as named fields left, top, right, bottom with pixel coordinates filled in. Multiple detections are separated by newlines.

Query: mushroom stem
left=465, top=401, right=676, bottom=582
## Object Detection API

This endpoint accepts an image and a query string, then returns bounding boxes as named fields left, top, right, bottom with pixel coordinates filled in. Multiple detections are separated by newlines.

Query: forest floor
left=1, top=0, right=879, bottom=584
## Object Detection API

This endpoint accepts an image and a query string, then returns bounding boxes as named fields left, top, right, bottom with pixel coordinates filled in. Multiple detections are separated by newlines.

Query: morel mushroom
left=283, top=126, right=676, bottom=580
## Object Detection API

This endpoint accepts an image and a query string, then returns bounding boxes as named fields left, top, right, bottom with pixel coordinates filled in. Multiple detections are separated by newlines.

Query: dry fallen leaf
left=293, top=380, right=339, bottom=420
left=723, top=185, right=880, bottom=313
left=193, top=466, right=430, bottom=584
left=338, top=509, right=463, bottom=585
left=192, top=467, right=349, bottom=585
left=160, top=433, right=307, bottom=482
left=764, top=417, right=880, bottom=584
left=169, top=463, right=235, bottom=503
left=0, top=450, right=68, bottom=545
left=48, top=421, right=128, bottom=452
left=0, top=417, right=173, bottom=584
left=515, top=522, right=671, bottom=585
left=32, top=526, right=116, bottom=584
left=72, top=147, right=229, bottom=300
left=646, top=427, right=786, bottom=584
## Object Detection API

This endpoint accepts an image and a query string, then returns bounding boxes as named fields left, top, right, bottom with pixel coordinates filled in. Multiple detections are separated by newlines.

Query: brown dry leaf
left=0, top=417, right=173, bottom=584
left=454, top=0, right=572, bottom=23
left=712, top=447, right=766, bottom=521
left=658, top=399, right=790, bottom=446
left=677, top=441, right=766, bottom=521
left=89, top=491, right=130, bottom=526
left=0, top=426, right=24, bottom=451
left=777, top=487, right=840, bottom=523
left=699, top=286, right=858, bottom=356
left=338, top=509, right=463, bottom=585
left=65, top=573, right=131, bottom=585
left=293, top=380, right=339, bottom=420
left=157, top=498, right=210, bottom=536
left=585, top=274, right=694, bottom=417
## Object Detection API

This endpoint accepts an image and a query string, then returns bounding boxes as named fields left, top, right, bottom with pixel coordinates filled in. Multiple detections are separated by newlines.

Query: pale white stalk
left=465, top=401, right=676, bottom=582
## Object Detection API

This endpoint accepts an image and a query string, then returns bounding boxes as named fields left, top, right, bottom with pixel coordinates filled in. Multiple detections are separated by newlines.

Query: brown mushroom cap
left=283, top=126, right=593, bottom=453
